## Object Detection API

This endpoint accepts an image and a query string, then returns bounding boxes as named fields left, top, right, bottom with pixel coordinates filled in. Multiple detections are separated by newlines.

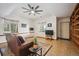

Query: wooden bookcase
left=70, top=4, right=79, bottom=46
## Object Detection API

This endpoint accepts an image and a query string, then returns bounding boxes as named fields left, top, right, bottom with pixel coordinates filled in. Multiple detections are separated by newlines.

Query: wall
left=0, top=17, right=6, bottom=43
left=0, top=15, right=57, bottom=43
left=0, top=17, right=31, bottom=43
left=0, top=36, right=7, bottom=43
left=57, top=17, right=70, bottom=39
left=17, top=18, right=38, bottom=38
left=33, top=16, right=57, bottom=39
left=0, top=17, right=4, bottom=35
left=18, top=18, right=30, bottom=33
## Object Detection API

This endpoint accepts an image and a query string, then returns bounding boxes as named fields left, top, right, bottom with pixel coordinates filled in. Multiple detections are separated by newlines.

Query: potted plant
left=33, top=37, right=38, bottom=49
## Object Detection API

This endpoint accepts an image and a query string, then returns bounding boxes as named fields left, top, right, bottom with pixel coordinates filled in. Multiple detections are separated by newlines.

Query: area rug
left=37, top=42, right=52, bottom=56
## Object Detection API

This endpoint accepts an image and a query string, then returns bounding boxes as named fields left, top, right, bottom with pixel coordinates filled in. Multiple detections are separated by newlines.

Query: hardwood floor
left=29, top=38, right=79, bottom=56
left=45, top=39, right=79, bottom=56
left=0, top=38, right=79, bottom=56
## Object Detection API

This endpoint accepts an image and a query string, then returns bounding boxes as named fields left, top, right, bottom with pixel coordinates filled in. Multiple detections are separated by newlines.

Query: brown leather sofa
left=5, top=33, right=34, bottom=56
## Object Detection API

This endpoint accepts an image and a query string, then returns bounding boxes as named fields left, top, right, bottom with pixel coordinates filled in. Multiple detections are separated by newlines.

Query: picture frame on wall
left=21, top=24, right=26, bottom=28
left=47, top=23, right=52, bottom=27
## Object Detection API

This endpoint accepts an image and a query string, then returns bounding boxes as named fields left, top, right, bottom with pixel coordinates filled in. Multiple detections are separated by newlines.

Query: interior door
left=60, top=22, right=69, bottom=39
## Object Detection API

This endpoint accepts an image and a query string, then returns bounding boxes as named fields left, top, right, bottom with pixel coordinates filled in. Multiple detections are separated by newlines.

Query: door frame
left=60, top=22, right=70, bottom=40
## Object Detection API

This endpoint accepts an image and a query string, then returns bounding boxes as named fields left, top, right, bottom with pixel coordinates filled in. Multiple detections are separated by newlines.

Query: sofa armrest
left=19, top=42, right=34, bottom=56
left=20, top=42, right=33, bottom=50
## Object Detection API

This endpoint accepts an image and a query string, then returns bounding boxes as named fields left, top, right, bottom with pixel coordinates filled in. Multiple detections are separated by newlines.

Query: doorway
left=60, top=22, right=69, bottom=39
left=57, top=18, right=70, bottom=40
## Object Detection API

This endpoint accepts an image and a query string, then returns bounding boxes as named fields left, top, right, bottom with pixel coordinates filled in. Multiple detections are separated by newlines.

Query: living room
left=0, top=3, right=79, bottom=56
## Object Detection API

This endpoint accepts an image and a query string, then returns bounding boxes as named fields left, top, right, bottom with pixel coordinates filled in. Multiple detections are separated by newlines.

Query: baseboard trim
left=37, top=36, right=46, bottom=39
left=25, top=36, right=56, bottom=40
left=58, top=37, right=70, bottom=40
left=37, top=36, right=55, bottom=40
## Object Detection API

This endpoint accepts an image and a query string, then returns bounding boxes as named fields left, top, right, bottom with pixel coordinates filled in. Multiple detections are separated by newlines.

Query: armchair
left=5, top=34, right=34, bottom=56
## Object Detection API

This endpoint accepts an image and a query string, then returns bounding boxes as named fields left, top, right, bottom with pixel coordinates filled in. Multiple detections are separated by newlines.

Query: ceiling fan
left=22, top=4, right=43, bottom=15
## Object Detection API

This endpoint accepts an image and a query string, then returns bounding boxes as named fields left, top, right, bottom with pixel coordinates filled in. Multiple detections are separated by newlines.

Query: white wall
left=0, top=36, right=7, bottom=43
left=0, top=17, right=4, bottom=35
left=0, top=15, right=57, bottom=43
left=17, top=18, right=36, bottom=38
left=0, top=17, right=7, bottom=43
left=18, top=18, right=29, bottom=33
left=33, top=16, right=57, bottom=39
left=0, top=17, right=31, bottom=43
left=46, top=16, right=57, bottom=39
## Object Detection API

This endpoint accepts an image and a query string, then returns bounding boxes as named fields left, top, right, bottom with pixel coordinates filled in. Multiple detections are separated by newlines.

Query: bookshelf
left=70, top=4, right=79, bottom=46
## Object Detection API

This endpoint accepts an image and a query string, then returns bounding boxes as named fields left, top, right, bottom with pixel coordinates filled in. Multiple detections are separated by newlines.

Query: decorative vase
left=33, top=44, right=38, bottom=49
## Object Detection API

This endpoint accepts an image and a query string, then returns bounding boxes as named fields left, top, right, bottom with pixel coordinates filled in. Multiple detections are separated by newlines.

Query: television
left=29, top=28, right=34, bottom=31
left=45, top=30, right=53, bottom=35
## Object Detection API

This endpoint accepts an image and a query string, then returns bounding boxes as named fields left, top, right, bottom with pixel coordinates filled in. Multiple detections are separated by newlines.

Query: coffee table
left=29, top=46, right=42, bottom=56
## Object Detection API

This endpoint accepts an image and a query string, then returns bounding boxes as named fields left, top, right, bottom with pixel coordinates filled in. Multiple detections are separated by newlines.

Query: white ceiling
left=0, top=3, right=76, bottom=20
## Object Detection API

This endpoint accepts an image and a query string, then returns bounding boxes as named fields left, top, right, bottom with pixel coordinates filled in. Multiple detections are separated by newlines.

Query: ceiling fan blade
left=35, top=12, right=40, bottom=14
left=35, top=5, right=39, bottom=10
left=29, top=13, right=31, bottom=15
left=22, top=7, right=29, bottom=10
left=28, top=4, right=32, bottom=9
left=35, top=10, right=43, bottom=12
left=23, top=11, right=30, bottom=13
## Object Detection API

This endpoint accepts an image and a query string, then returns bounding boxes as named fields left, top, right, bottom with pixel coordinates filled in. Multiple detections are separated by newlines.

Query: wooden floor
left=0, top=38, right=79, bottom=56
left=44, top=39, right=79, bottom=56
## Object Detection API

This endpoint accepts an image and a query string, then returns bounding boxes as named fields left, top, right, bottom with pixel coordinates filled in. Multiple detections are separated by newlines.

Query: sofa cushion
left=17, top=36, right=25, bottom=44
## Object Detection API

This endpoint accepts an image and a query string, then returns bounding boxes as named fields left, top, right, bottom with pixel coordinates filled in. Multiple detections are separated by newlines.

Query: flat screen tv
left=45, top=30, right=53, bottom=35
left=30, top=28, right=34, bottom=31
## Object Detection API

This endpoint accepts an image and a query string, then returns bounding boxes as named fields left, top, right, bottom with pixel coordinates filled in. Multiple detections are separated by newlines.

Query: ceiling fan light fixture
left=22, top=4, right=43, bottom=15
left=31, top=10, right=35, bottom=14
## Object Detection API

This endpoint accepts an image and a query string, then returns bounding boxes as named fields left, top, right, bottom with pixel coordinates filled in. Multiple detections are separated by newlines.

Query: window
left=21, top=24, right=26, bottom=28
left=11, top=23, right=18, bottom=33
left=39, top=22, right=46, bottom=32
left=4, top=23, right=10, bottom=31
left=4, top=20, right=18, bottom=33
